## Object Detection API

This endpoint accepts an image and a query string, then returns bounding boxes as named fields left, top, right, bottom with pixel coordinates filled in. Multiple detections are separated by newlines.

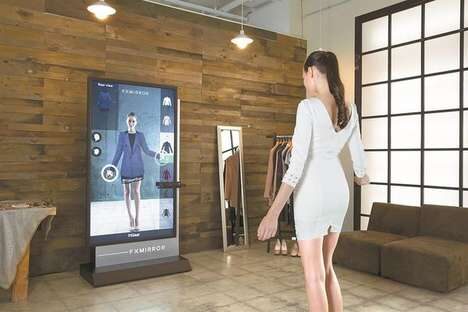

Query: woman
left=257, top=50, right=370, bottom=312
left=112, top=112, right=158, bottom=232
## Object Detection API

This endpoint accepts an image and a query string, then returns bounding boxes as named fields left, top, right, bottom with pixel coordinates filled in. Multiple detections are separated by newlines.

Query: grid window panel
left=424, top=151, right=459, bottom=188
left=424, top=73, right=459, bottom=111
left=391, top=186, right=420, bottom=206
left=391, top=79, right=421, bottom=114
left=391, top=115, right=421, bottom=149
left=466, top=0, right=468, bottom=27
left=358, top=0, right=465, bottom=223
left=362, top=16, right=388, bottom=52
left=362, top=117, right=388, bottom=149
left=361, top=184, right=387, bottom=215
left=391, top=151, right=421, bottom=185
left=464, top=71, right=468, bottom=108
left=465, top=111, right=468, bottom=147
left=391, top=5, right=421, bottom=45
left=391, top=43, right=421, bottom=80
left=424, top=112, right=459, bottom=148
left=424, top=188, right=460, bottom=206
left=425, top=33, right=460, bottom=74
left=366, top=151, right=387, bottom=183
left=361, top=216, right=369, bottom=230
left=362, top=84, right=388, bottom=117
left=464, top=32, right=468, bottom=68
left=362, top=50, right=388, bottom=84
left=424, top=0, right=460, bottom=37
left=464, top=151, right=468, bottom=188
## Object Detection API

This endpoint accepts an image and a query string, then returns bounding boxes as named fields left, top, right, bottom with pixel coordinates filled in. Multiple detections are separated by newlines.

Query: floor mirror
left=216, top=126, right=249, bottom=251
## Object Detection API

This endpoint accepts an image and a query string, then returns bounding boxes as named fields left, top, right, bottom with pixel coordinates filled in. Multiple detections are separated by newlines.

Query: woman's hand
left=257, top=211, right=279, bottom=241
left=354, top=174, right=370, bottom=185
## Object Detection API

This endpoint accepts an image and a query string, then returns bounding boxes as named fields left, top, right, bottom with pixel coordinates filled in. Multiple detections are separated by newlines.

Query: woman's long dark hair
left=304, top=50, right=349, bottom=130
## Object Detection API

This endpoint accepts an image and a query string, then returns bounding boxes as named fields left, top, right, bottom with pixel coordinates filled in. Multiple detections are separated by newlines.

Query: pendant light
left=231, top=0, right=253, bottom=49
left=318, top=0, right=323, bottom=50
left=87, top=0, right=116, bottom=20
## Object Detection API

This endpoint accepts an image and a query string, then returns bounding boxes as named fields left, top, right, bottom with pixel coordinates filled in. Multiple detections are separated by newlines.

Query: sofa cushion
left=381, top=236, right=468, bottom=292
left=420, top=204, right=468, bottom=244
left=368, top=202, right=420, bottom=237
left=333, top=230, right=407, bottom=275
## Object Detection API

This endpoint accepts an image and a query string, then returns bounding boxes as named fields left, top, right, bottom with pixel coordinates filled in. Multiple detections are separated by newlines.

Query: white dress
left=281, top=97, right=367, bottom=240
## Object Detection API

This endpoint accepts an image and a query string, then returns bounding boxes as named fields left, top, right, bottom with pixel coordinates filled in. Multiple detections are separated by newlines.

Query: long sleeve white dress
left=282, top=97, right=367, bottom=240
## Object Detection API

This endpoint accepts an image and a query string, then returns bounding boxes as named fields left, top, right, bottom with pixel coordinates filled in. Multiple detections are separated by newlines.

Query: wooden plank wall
left=0, top=0, right=306, bottom=275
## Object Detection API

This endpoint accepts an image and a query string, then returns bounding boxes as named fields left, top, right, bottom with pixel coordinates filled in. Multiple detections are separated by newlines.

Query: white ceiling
left=170, top=0, right=273, bottom=12
left=149, top=0, right=275, bottom=19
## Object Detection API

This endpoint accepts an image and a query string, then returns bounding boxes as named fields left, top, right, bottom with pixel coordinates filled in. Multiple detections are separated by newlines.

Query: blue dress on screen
left=112, top=131, right=156, bottom=182
left=97, top=91, right=113, bottom=112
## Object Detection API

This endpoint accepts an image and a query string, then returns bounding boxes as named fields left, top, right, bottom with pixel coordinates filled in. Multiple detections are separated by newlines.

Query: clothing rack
left=267, top=134, right=292, bottom=139
left=265, top=134, right=297, bottom=254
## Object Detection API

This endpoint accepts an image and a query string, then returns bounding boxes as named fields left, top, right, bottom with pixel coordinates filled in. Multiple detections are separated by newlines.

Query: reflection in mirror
left=216, top=126, right=249, bottom=251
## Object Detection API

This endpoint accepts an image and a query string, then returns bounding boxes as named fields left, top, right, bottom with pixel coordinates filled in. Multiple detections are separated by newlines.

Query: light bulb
left=87, top=0, right=116, bottom=20
left=231, top=30, right=253, bottom=49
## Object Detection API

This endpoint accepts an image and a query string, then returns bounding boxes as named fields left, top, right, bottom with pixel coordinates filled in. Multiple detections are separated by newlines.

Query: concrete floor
left=1, top=242, right=467, bottom=311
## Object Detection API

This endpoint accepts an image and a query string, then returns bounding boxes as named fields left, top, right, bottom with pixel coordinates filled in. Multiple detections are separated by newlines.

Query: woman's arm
left=257, top=100, right=313, bottom=240
left=140, top=133, right=157, bottom=158
left=112, top=132, right=124, bottom=166
left=348, top=103, right=367, bottom=178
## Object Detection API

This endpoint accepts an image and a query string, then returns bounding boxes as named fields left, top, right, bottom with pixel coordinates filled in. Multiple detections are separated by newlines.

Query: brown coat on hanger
left=224, top=151, right=240, bottom=209
left=264, top=141, right=281, bottom=203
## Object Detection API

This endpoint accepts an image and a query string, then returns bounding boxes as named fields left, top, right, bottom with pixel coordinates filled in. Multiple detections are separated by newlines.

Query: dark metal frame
left=355, top=0, right=466, bottom=229
left=86, top=77, right=179, bottom=247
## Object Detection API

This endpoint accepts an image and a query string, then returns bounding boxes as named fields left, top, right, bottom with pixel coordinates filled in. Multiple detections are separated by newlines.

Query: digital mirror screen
left=87, top=78, right=177, bottom=246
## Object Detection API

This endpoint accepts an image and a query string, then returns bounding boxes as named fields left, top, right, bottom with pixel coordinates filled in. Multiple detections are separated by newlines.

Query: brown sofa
left=333, top=202, right=420, bottom=275
left=334, top=202, right=468, bottom=293
left=381, top=204, right=468, bottom=292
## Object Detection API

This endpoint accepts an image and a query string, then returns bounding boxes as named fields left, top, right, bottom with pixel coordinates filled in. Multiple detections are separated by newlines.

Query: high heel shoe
left=129, top=218, right=135, bottom=232
left=134, top=218, right=139, bottom=232
left=273, top=239, right=281, bottom=255
left=281, top=239, right=288, bottom=256
left=290, top=242, right=299, bottom=257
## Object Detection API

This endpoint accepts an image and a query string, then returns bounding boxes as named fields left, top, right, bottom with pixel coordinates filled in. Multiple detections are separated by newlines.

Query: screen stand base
left=80, top=256, right=191, bottom=287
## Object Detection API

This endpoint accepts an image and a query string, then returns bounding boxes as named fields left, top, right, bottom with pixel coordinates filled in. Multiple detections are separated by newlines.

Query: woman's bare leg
left=132, top=180, right=142, bottom=228
left=298, top=237, right=328, bottom=312
left=123, top=183, right=133, bottom=227
left=323, top=231, right=343, bottom=312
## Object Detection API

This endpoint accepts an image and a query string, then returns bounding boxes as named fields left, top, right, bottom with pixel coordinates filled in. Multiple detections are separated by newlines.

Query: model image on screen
left=111, top=112, right=158, bottom=232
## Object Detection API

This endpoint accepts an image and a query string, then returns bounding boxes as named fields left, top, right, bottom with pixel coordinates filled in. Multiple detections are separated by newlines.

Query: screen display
left=87, top=78, right=177, bottom=246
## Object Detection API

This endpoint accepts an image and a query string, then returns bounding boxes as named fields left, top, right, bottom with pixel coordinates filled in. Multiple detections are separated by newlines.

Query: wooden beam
left=11, top=245, right=30, bottom=303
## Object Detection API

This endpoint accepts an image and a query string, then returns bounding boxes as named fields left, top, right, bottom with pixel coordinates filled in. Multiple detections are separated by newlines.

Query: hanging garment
left=284, top=145, right=293, bottom=205
left=97, top=91, right=113, bottom=111
left=162, top=115, right=171, bottom=126
left=224, top=151, right=240, bottom=209
left=162, top=97, right=172, bottom=106
left=162, top=208, right=170, bottom=217
left=264, top=143, right=281, bottom=204
left=161, top=141, right=173, bottom=154
left=281, top=98, right=366, bottom=240
left=162, top=168, right=171, bottom=181
left=273, top=143, right=287, bottom=199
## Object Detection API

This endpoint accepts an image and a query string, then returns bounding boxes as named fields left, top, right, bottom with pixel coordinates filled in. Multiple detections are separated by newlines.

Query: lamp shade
left=87, top=0, right=116, bottom=20
left=231, top=30, right=254, bottom=49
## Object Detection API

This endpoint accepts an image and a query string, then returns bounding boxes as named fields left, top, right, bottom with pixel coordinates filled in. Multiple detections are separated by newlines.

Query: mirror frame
left=216, top=125, right=249, bottom=252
